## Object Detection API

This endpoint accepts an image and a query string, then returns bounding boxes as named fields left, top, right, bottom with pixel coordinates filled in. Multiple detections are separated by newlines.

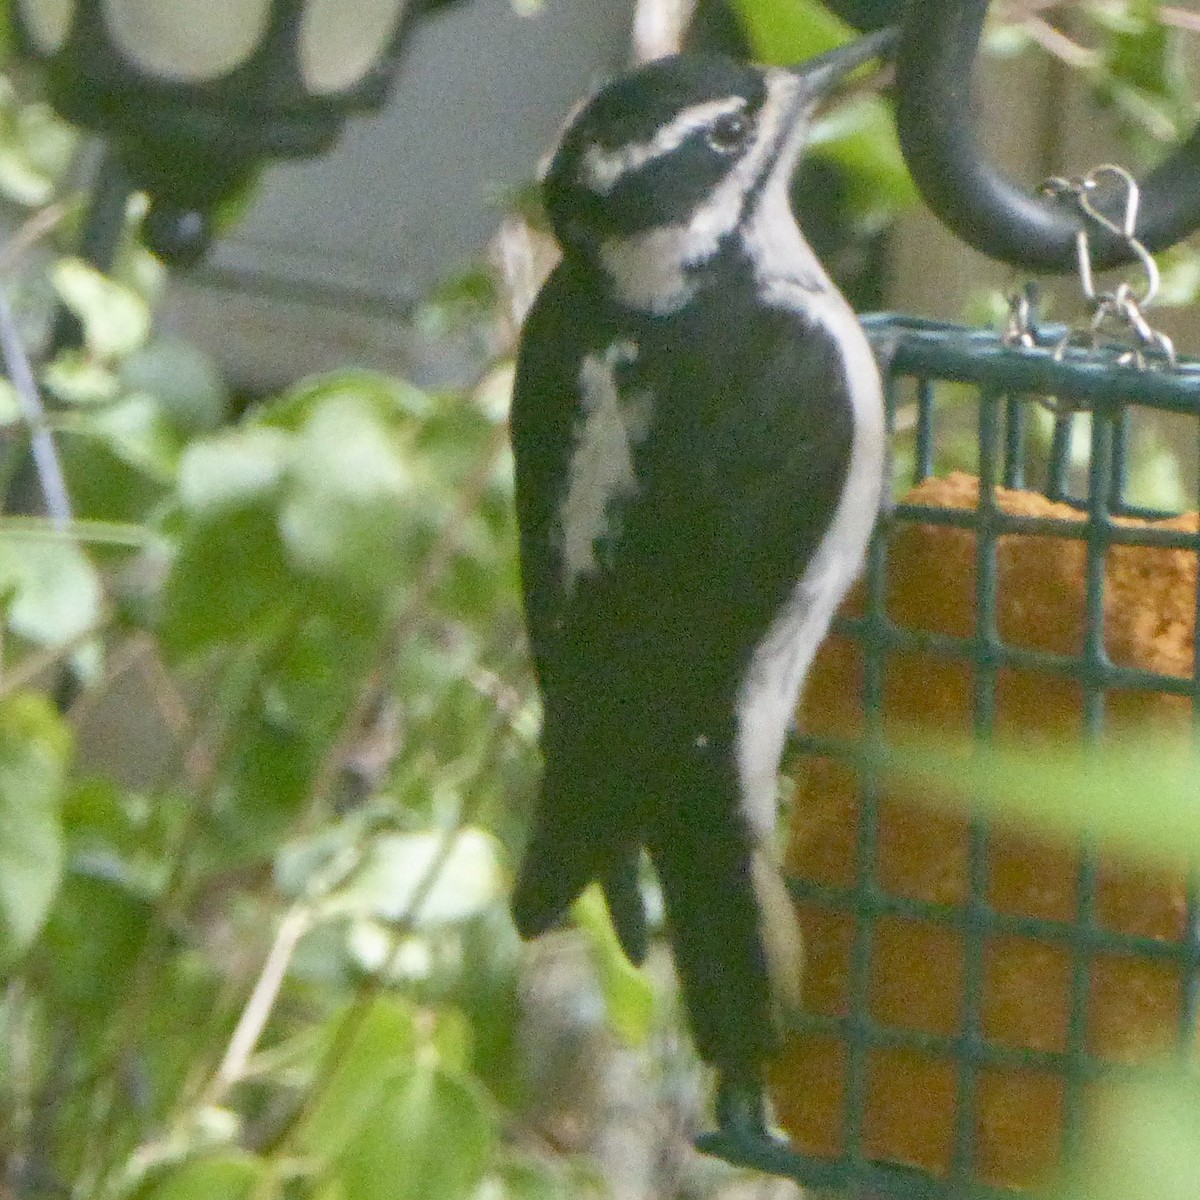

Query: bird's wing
left=622, top=301, right=866, bottom=1075
left=606, top=299, right=860, bottom=689
left=509, top=267, right=575, bottom=689
left=509, top=266, right=648, bottom=958
left=510, top=272, right=860, bottom=686
left=510, top=277, right=874, bottom=1017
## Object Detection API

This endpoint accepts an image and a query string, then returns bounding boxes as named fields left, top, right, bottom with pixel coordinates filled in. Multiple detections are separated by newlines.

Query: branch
left=201, top=905, right=314, bottom=1107
left=0, top=289, right=72, bottom=528
left=1023, top=15, right=1100, bottom=69
left=0, top=202, right=71, bottom=274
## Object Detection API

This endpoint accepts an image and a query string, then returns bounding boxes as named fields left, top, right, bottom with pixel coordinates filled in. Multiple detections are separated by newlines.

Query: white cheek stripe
left=598, top=71, right=804, bottom=315
left=580, top=96, right=747, bottom=194
left=558, top=339, right=647, bottom=594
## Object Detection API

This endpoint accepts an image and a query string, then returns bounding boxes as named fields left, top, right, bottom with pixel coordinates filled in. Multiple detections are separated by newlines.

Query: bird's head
left=541, top=32, right=892, bottom=312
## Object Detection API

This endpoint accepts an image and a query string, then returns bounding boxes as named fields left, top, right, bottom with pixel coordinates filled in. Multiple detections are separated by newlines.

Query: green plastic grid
left=699, top=315, right=1200, bottom=1197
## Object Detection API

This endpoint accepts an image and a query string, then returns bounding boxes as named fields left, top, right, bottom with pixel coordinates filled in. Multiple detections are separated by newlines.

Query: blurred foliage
left=987, top=0, right=1196, bottom=165
left=886, top=733, right=1200, bottom=1200
left=0, top=42, right=548, bottom=1197
left=888, top=735, right=1200, bottom=869
left=990, top=0, right=1200, bottom=318
left=0, top=3, right=1193, bottom=1200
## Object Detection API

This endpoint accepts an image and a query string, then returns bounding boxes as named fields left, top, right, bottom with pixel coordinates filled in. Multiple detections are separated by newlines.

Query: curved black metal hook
left=893, top=0, right=1200, bottom=271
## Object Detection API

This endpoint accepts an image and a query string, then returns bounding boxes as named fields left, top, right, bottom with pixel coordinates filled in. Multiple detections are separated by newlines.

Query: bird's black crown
left=543, top=54, right=772, bottom=253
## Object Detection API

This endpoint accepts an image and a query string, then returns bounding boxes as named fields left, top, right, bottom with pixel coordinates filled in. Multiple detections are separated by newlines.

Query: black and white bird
left=510, top=33, right=891, bottom=1129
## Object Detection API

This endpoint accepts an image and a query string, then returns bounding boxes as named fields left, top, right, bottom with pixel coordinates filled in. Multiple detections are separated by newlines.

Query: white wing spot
left=559, top=339, right=650, bottom=593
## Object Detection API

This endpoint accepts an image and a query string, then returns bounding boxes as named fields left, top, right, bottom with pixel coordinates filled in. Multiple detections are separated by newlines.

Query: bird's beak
left=786, top=25, right=896, bottom=101
left=759, top=25, right=895, bottom=183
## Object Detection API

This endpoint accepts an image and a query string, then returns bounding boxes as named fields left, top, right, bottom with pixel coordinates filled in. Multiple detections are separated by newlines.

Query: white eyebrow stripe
left=580, top=96, right=747, bottom=194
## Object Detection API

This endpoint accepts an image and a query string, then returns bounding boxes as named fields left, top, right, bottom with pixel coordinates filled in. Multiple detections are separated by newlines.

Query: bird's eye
left=707, top=112, right=750, bottom=153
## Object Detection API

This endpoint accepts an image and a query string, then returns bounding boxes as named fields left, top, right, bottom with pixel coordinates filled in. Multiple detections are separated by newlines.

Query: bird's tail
left=512, top=834, right=649, bottom=965
left=600, top=850, right=650, bottom=965
left=650, top=814, right=803, bottom=1079
left=510, top=750, right=649, bottom=965
left=750, top=846, right=805, bottom=1016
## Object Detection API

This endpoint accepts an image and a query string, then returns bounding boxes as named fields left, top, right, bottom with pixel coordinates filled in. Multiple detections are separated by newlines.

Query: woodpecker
left=510, top=33, right=890, bottom=1131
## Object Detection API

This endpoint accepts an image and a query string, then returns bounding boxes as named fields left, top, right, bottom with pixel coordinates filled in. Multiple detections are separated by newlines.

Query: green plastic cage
left=688, top=0, right=1200, bottom=1182
left=700, top=314, right=1200, bottom=1197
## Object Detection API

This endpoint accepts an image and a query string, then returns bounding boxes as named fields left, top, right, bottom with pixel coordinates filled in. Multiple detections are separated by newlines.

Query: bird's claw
left=695, top=1079, right=798, bottom=1173
left=716, top=1077, right=769, bottom=1135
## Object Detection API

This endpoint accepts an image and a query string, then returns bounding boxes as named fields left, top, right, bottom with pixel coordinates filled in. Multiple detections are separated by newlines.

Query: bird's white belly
left=733, top=307, right=885, bottom=844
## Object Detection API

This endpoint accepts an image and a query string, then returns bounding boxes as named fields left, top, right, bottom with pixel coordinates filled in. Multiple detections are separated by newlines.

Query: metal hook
left=894, top=0, right=1200, bottom=271
left=1037, top=163, right=1177, bottom=370
left=1001, top=283, right=1038, bottom=347
left=1076, top=164, right=1140, bottom=240
left=1041, top=168, right=1162, bottom=308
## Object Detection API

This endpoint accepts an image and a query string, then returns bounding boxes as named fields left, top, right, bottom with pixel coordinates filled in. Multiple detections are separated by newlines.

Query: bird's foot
left=716, top=1076, right=769, bottom=1136
left=695, top=1077, right=797, bottom=1173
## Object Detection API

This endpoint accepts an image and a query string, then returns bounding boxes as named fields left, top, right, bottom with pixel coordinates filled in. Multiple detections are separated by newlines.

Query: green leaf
left=0, top=693, right=71, bottom=963
left=299, top=996, right=418, bottom=1157
left=810, top=95, right=920, bottom=227
left=307, top=1180, right=348, bottom=1200
left=253, top=598, right=378, bottom=739
left=323, top=829, right=503, bottom=926
left=120, top=337, right=231, bottom=435
left=134, top=1152, right=268, bottom=1200
left=572, top=884, right=655, bottom=1046
left=63, top=775, right=163, bottom=895
left=0, top=533, right=103, bottom=646
left=59, top=434, right=167, bottom=524
left=1100, top=0, right=1178, bottom=100
left=336, top=1064, right=492, bottom=1200
left=1087, top=0, right=1193, bottom=159
left=43, top=350, right=121, bottom=406
left=277, top=392, right=424, bottom=592
left=265, top=370, right=431, bottom=433
left=16, top=101, right=76, bottom=184
left=0, top=143, right=55, bottom=206
left=344, top=923, right=433, bottom=982
left=159, top=503, right=298, bottom=659
left=50, top=258, right=151, bottom=360
left=0, top=94, right=75, bottom=207
left=491, top=1158, right=574, bottom=1200
left=40, top=868, right=152, bottom=1018
left=1156, top=245, right=1200, bottom=307
left=429, top=1006, right=473, bottom=1073
left=728, top=0, right=850, bottom=64
left=177, top=427, right=292, bottom=516
left=884, top=735, right=1200, bottom=866
left=76, top=394, right=180, bottom=480
left=1059, top=1069, right=1200, bottom=1200
left=64, top=775, right=137, bottom=850
left=215, top=715, right=320, bottom=860
left=982, top=21, right=1034, bottom=58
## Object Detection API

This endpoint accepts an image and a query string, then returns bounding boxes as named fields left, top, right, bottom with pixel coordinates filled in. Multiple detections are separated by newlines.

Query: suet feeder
left=767, top=324, right=1200, bottom=1196
left=701, top=0, right=1200, bottom=1194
